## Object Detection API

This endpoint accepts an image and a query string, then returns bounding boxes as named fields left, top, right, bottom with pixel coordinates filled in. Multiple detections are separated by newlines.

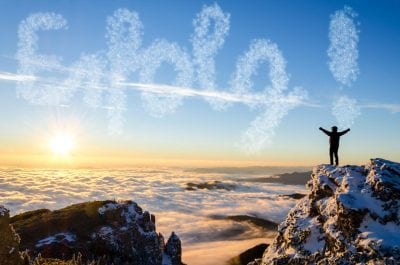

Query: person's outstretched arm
left=339, top=128, right=351, bottom=136
left=319, top=127, right=331, bottom=136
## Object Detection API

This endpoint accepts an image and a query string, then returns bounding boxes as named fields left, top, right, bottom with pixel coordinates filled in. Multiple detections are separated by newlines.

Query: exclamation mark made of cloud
left=328, top=6, right=361, bottom=129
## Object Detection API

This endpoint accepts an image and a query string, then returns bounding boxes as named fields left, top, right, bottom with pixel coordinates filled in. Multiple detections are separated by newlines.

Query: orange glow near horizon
left=0, top=152, right=331, bottom=169
left=0, top=151, right=394, bottom=169
left=0, top=129, right=391, bottom=169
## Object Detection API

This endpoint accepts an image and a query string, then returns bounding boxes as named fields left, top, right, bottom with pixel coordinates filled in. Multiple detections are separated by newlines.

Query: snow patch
left=98, top=202, right=118, bottom=215
left=357, top=215, right=400, bottom=251
left=302, top=218, right=324, bottom=253
left=0, top=205, right=8, bottom=216
left=98, top=226, right=113, bottom=237
left=35, top=232, right=76, bottom=248
left=121, top=204, right=139, bottom=224
left=98, top=226, right=118, bottom=247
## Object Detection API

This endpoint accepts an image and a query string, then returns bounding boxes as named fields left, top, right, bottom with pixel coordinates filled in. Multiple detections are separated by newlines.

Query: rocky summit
left=252, top=158, right=400, bottom=265
left=0, top=200, right=183, bottom=265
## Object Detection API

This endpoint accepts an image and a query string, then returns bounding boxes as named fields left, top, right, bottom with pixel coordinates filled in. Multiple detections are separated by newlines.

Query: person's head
left=332, top=126, right=338, bottom=132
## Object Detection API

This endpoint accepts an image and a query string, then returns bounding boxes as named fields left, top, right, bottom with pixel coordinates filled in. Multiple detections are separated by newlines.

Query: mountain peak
left=257, top=158, right=400, bottom=264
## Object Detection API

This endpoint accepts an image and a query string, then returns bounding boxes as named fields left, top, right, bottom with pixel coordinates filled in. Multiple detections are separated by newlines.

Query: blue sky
left=0, top=0, right=399, bottom=167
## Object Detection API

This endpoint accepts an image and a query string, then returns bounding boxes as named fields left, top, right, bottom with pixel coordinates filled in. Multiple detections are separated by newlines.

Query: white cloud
left=120, top=82, right=265, bottom=105
left=332, top=95, right=361, bottom=129
left=139, top=39, right=193, bottom=117
left=192, top=3, right=230, bottom=110
left=16, top=12, right=69, bottom=105
left=231, top=39, right=289, bottom=98
left=66, top=53, right=108, bottom=108
left=0, top=71, right=36, bottom=81
left=360, top=103, right=400, bottom=114
left=328, top=6, right=360, bottom=87
left=230, top=39, right=305, bottom=153
left=0, top=167, right=306, bottom=240
left=12, top=6, right=307, bottom=151
left=12, top=5, right=382, bottom=153
left=238, top=88, right=307, bottom=154
left=106, top=9, right=144, bottom=134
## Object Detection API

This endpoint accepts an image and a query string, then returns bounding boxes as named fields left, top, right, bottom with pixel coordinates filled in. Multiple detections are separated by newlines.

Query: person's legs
left=333, top=146, right=339, bottom=165
left=334, top=150, right=339, bottom=165
left=329, top=147, right=334, bottom=165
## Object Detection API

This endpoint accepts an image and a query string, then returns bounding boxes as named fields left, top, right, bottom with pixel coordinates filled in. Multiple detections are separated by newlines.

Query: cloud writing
left=192, top=3, right=230, bottom=110
left=17, top=12, right=69, bottom=105
left=332, top=95, right=361, bottom=129
left=328, top=6, right=359, bottom=86
left=328, top=6, right=361, bottom=129
left=230, top=39, right=306, bottom=153
left=15, top=4, right=306, bottom=153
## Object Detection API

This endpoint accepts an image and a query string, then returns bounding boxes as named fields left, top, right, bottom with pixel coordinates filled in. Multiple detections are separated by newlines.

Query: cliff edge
left=254, top=158, right=400, bottom=264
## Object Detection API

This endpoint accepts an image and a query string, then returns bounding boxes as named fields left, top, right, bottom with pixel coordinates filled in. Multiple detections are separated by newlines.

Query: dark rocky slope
left=1, top=200, right=183, bottom=265
left=0, top=206, right=23, bottom=265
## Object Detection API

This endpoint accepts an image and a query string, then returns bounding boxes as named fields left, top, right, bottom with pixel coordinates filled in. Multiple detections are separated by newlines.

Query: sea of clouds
left=0, top=166, right=307, bottom=264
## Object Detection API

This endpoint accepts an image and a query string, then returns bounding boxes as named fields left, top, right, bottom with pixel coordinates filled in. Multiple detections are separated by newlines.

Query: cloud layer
left=0, top=166, right=306, bottom=264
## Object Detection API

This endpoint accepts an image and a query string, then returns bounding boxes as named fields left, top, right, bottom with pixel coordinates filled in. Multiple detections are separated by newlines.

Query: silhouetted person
left=319, top=126, right=350, bottom=166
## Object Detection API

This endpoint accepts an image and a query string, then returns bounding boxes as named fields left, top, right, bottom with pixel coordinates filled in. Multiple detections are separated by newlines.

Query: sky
left=0, top=0, right=399, bottom=167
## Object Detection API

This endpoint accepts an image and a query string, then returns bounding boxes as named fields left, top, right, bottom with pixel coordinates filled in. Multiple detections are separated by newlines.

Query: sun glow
left=50, top=133, right=75, bottom=156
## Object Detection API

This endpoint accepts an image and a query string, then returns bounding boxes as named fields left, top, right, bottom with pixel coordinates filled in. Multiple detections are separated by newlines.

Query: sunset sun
left=50, top=133, right=76, bottom=156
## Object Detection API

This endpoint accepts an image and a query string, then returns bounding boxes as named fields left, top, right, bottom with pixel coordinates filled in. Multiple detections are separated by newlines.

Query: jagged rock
left=258, top=158, right=400, bottom=264
left=0, top=206, right=24, bottom=265
left=10, top=200, right=183, bottom=265
left=165, top=232, right=183, bottom=265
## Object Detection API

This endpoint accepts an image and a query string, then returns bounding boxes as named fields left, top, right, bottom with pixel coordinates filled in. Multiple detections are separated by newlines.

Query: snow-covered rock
left=258, top=158, right=400, bottom=264
left=10, top=200, right=184, bottom=265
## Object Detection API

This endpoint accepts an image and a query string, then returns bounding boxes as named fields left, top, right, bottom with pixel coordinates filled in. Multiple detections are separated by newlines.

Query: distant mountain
left=186, top=166, right=312, bottom=185
left=249, top=158, right=400, bottom=264
left=185, top=166, right=310, bottom=176
left=240, top=171, right=311, bottom=186
left=1, top=200, right=183, bottom=265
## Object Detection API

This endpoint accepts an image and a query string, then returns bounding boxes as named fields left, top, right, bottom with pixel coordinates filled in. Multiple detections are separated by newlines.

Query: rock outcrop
left=256, top=158, right=400, bottom=264
left=165, top=232, right=182, bottom=265
left=4, top=200, right=183, bottom=265
left=0, top=206, right=23, bottom=265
